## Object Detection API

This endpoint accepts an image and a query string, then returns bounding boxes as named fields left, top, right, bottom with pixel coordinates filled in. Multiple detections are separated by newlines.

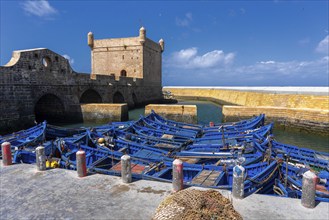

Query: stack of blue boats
left=1, top=111, right=328, bottom=202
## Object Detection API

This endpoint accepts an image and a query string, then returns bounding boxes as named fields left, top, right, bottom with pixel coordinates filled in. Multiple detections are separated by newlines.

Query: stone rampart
left=222, top=106, right=329, bottom=135
left=165, top=87, right=328, bottom=110
left=0, top=48, right=163, bottom=134
left=164, top=87, right=329, bottom=134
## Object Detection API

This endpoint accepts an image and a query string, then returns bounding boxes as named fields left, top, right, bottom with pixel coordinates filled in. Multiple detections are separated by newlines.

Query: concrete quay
left=1, top=162, right=328, bottom=219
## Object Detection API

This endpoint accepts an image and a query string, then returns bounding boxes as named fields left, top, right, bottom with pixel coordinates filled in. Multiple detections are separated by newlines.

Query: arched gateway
left=34, top=94, right=65, bottom=123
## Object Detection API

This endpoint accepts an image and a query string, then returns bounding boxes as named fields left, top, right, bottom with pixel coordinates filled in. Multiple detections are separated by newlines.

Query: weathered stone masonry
left=0, top=28, right=164, bottom=133
left=165, top=87, right=329, bottom=135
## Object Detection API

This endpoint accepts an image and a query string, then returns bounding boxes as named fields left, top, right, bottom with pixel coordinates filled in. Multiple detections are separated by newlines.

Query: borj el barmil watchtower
left=0, top=27, right=165, bottom=132
left=88, top=27, right=164, bottom=86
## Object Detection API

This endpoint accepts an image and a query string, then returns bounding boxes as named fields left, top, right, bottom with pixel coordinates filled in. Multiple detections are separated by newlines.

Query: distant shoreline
left=163, top=86, right=329, bottom=95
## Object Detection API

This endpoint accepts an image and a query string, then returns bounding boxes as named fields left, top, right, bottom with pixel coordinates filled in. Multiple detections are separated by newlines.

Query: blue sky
left=1, top=0, right=328, bottom=86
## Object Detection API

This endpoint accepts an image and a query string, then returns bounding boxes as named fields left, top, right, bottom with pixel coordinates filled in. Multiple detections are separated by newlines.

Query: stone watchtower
left=88, top=27, right=164, bottom=86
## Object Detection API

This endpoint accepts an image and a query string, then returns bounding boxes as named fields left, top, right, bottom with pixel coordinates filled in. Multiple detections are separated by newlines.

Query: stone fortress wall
left=0, top=28, right=164, bottom=133
left=164, top=87, right=329, bottom=134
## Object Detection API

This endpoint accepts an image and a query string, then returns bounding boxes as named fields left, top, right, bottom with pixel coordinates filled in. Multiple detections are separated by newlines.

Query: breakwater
left=164, top=87, right=329, bottom=135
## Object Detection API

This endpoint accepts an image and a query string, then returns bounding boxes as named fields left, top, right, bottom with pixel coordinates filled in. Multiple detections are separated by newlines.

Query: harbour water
left=129, top=100, right=329, bottom=152
left=57, top=99, right=328, bottom=153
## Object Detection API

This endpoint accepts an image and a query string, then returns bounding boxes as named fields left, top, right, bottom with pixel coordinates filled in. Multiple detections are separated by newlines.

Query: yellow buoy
left=98, top=138, right=105, bottom=143
left=46, top=160, right=51, bottom=168
left=51, top=160, right=59, bottom=168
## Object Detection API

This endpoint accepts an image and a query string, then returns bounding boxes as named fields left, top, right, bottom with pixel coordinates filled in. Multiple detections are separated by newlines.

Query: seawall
left=164, top=87, right=329, bottom=135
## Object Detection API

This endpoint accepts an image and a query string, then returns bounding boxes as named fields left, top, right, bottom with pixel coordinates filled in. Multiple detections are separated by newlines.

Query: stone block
left=145, top=104, right=197, bottom=124
left=80, top=103, right=128, bottom=123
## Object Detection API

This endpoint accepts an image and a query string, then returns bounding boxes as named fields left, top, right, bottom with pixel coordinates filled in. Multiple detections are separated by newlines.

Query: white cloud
left=176, top=13, right=193, bottom=27
left=172, top=48, right=197, bottom=61
left=63, top=54, right=74, bottom=65
left=237, top=57, right=328, bottom=77
left=22, top=0, right=57, bottom=17
left=166, top=47, right=235, bottom=69
left=164, top=48, right=328, bottom=86
left=259, top=61, right=275, bottom=64
left=315, top=35, right=329, bottom=54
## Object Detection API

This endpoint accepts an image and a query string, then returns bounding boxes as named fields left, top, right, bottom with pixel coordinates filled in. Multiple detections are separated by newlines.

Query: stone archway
left=34, top=94, right=65, bottom=123
left=120, top=69, right=127, bottom=77
left=113, top=91, right=125, bottom=103
left=80, top=89, right=102, bottom=103
left=132, top=93, right=138, bottom=106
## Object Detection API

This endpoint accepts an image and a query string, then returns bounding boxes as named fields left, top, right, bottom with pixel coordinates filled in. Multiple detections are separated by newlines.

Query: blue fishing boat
left=134, top=117, right=199, bottom=139
left=89, top=129, right=263, bottom=167
left=193, top=123, right=273, bottom=145
left=114, top=130, right=184, bottom=150
left=90, top=155, right=162, bottom=179
left=13, top=141, right=57, bottom=164
left=59, top=143, right=116, bottom=170
left=202, top=114, right=265, bottom=133
left=90, top=121, right=134, bottom=135
left=273, top=162, right=329, bottom=202
left=0, top=121, right=46, bottom=154
left=201, top=119, right=269, bottom=138
left=58, top=137, right=172, bottom=167
left=57, top=140, right=279, bottom=197
left=130, top=124, right=194, bottom=142
left=13, top=132, right=90, bottom=164
left=145, top=160, right=280, bottom=197
left=3, top=110, right=328, bottom=203
left=185, top=136, right=254, bottom=151
left=176, top=150, right=264, bottom=166
left=146, top=110, right=203, bottom=131
left=254, top=135, right=329, bottom=170
left=57, top=141, right=167, bottom=179
left=46, top=124, right=86, bottom=139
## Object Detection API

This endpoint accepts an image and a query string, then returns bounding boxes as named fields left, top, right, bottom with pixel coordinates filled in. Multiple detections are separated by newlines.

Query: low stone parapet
left=80, top=103, right=128, bottom=123
left=164, top=87, right=329, bottom=110
left=222, top=105, right=329, bottom=135
left=145, top=104, right=197, bottom=124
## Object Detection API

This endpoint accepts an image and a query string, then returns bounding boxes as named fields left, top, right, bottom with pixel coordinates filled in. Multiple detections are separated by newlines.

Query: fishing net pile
left=153, top=189, right=242, bottom=220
